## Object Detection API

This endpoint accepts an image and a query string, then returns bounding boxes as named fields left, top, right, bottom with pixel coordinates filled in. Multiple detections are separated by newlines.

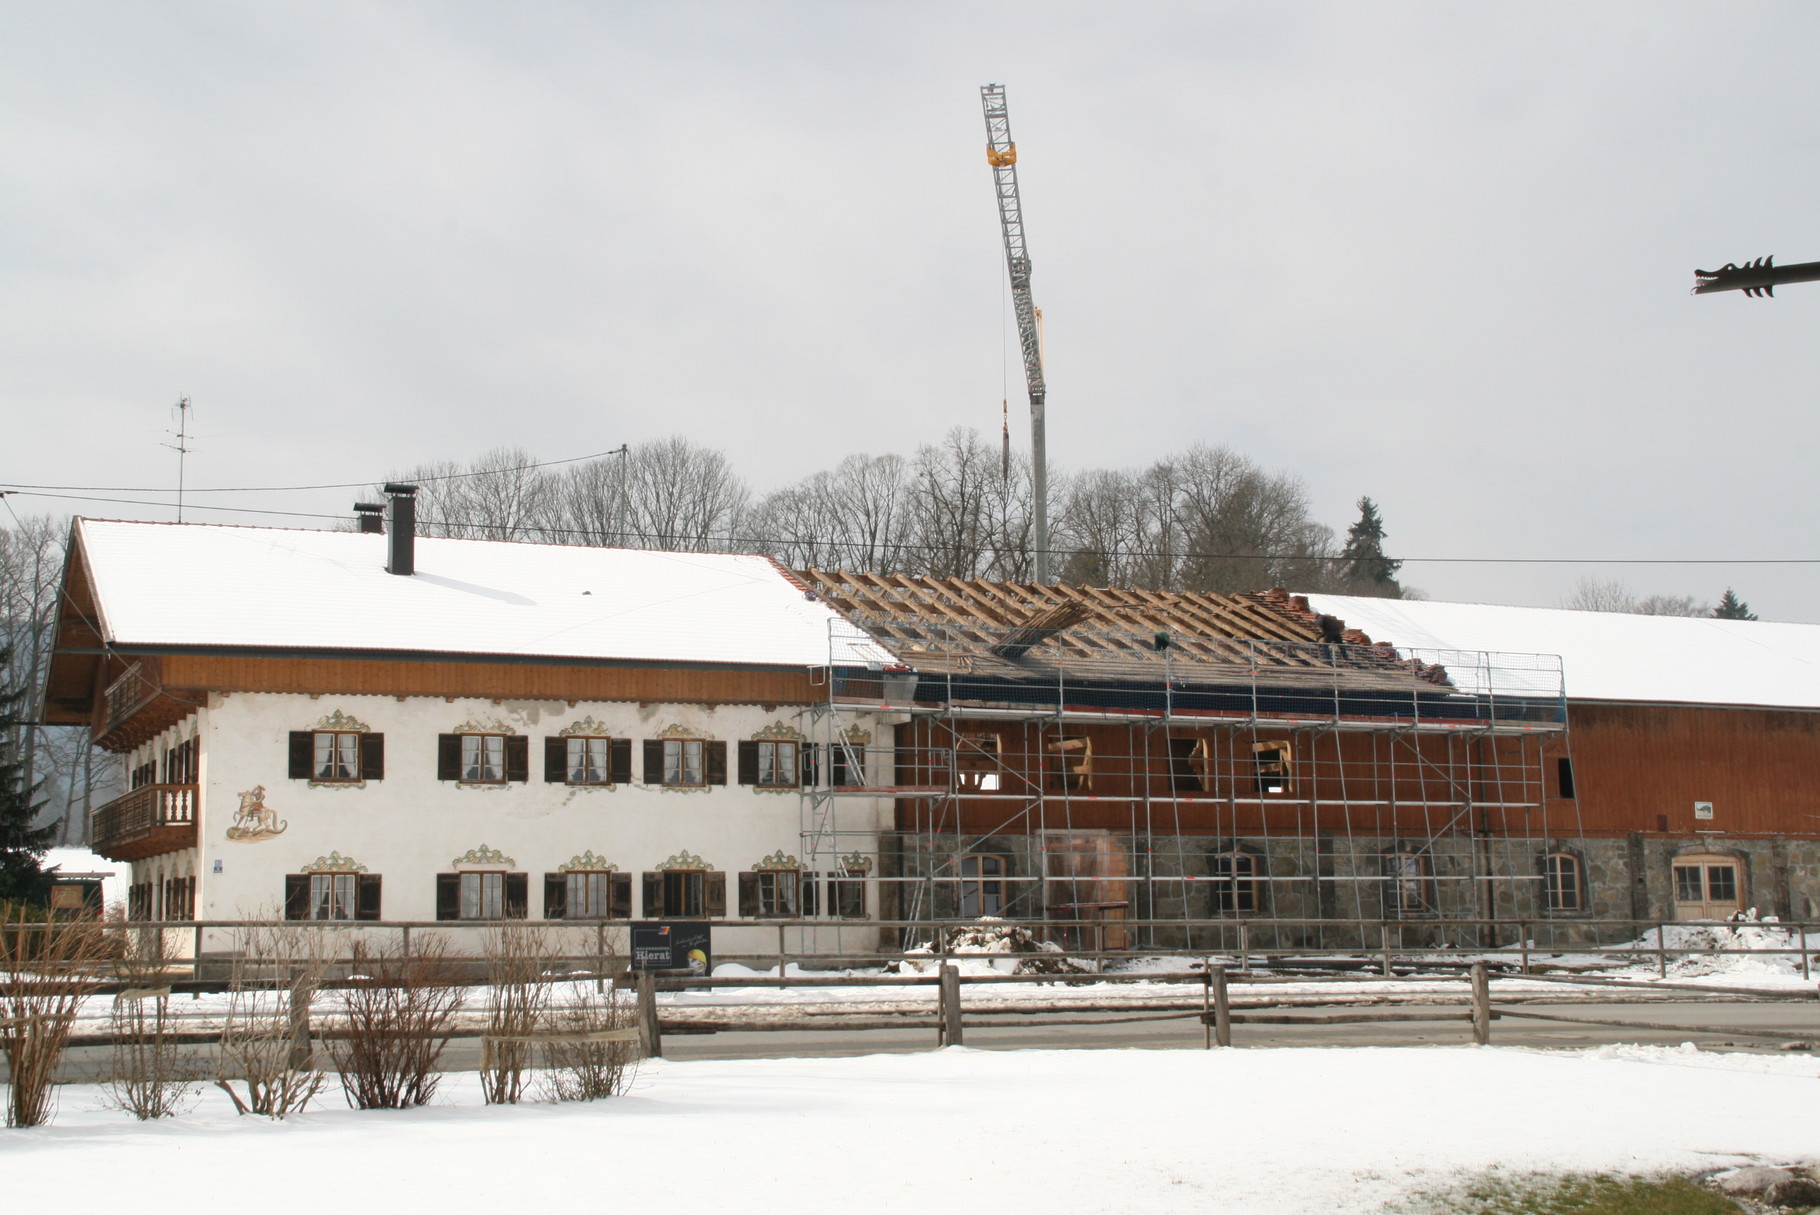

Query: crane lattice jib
left=981, top=85, right=1046, bottom=406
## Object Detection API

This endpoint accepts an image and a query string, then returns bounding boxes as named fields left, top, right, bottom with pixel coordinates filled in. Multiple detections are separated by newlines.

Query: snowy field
left=7, top=1044, right=1819, bottom=1214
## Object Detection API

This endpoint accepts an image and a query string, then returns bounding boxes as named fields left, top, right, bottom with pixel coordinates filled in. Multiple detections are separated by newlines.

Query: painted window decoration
left=643, top=729, right=727, bottom=789
left=288, top=712, right=383, bottom=784
left=642, top=851, right=728, bottom=918
left=544, top=852, right=632, bottom=919
left=437, top=728, right=529, bottom=784
left=738, top=724, right=811, bottom=790
left=1209, top=851, right=1259, bottom=915
left=739, top=851, right=803, bottom=918
left=1382, top=851, right=1436, bottom=918
left=1543, top=853, right=1584, bottom=914
left=285, top=853, right=380, bottom=921
left=545, top=720, right=633, bottom=786
left=960, top=854, right=1008, bottom=918
left=437, top=846, right=528, bottom=919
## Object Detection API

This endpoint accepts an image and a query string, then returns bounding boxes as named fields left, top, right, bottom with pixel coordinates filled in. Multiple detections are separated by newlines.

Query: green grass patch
left=1387, top=1171, right=1741, bottom=1215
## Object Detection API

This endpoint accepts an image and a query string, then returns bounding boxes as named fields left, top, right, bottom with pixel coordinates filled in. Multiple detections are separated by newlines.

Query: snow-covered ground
left=7, top=1044, right=1818, bottom=1214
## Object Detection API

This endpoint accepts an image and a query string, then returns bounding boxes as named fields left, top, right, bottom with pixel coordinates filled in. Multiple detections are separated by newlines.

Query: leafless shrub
left=0, top=905, right=112, bottom=1127
left=480, top=923, right=554, bottom=1105
left=213, top=921, right=333, bottom=1118
left=104, top=923, right=199, bottom=1119
left=538, top=983, right=641, bottom=1103
left=328, top=937, right=466, bottom=1110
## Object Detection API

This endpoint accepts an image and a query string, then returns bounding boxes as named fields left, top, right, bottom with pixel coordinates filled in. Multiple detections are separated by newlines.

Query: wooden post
left=1801, top=923, right=1811, bottom=982
left=1237, top=924, right=1250, bottom=974
left=938, top=962, right=963, bottom=1047
left=595, top=921, right=607, bottom=995
left=1469, top=961, right=1491, bottom=1046
left=1380, top=923, right=1393, bottom=978
left=1201, top=965, right=1212, bottom=1049
left=1655, top=923, right=1667, bottom=980
left=1518, top=921, right=1531, bottom=975
left=1210, top=966, right=1232, bottom=1048
left=637, top=970, right=663, bottom=1059
left=777, top=923, right=787, bottom=989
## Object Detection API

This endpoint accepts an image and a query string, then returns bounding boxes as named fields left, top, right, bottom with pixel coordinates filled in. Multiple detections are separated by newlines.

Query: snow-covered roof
left=74, top=520, right=887, bottom=668
left=1303, top=594, right=1820, bottom=709
left=42, top=847, right=128, bottom=907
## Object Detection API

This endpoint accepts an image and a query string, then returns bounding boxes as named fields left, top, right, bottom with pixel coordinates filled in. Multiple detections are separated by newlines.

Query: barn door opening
left=1672, top=854, right=1743, bottom=921
left=1042, top=831, right=1129, bottom=954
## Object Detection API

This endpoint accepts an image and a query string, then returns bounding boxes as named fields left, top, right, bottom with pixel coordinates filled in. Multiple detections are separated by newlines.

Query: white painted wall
left=125, top=692, right=894, bottom=958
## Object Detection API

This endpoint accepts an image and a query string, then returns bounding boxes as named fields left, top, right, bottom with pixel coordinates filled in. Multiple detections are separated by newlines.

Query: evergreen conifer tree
left=1338, top=496, right=1403, bottom=597
left=1713, top=589, right=1758, bottom=621
left=0, top=643, right=54, bottom=906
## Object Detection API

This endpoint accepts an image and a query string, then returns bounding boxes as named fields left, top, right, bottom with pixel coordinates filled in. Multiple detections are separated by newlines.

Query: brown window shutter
left=800, top=743, right=819, bottom=787
left=703, top=871, right=727, bottom=917
left=504, top=736, right=530, bottom=783
left=610, top=739, right=633, bottom=785
left=284, top=874, right=308, bottom=920
left=356, top=874, right=382, bottom=921
left=544, top=736, right=567, bottom=783
left=802, top=873, right=820, bottom=917
left=830, top=744, right=849, bottom=788
left=705, top=741, right=728, bottom=786
left=544, top=873, right=567, bottom=919
left=737, top=740, right=759, bottom=785
left=359, top=733, right=385, bottom=781
left=435, top=873, right=460, bottom=920
left=437, top=735, right=461, bottom=781
left=642, top=872, right=663, bottom=917
left=505, top=872, right=529, bottom=918
left=643, top=740, right=663, bottom=784
left=289, top=732, right=313, bottom=780
left=610, top=872, right=632, bottom=919
left=737, top=871, right=760, bottom=917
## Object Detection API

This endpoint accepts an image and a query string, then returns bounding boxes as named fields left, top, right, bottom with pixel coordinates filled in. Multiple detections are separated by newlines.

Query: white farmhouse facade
left=44, top=496, right=899, bottom=961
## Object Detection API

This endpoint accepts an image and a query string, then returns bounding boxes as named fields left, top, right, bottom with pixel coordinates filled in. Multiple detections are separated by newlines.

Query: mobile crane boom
left=981, top=83, right=1051, bottom=583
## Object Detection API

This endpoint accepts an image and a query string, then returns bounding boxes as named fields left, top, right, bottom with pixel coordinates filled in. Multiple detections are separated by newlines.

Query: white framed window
left=664, top=739, right=705, bottom=787
left=568, top=737, right=611, bottom=785
left=1383, top=851, right=1435, bottom=918
left=313, top=731, right=360, bottom=783
left=567, top=871, right=610, bottom=918
left=460, top=872, right=504, bottom=919
left=310, top=873, right=357, bottom=920
left=757, top=740, right=798, bottom=788
left=463, top=734, right=507, bottom=784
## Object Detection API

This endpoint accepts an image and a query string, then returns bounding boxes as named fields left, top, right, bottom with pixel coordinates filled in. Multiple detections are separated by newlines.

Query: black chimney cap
left=382, top=483, right=419, bottom=497
left=354, top=502, right=384, bottom=514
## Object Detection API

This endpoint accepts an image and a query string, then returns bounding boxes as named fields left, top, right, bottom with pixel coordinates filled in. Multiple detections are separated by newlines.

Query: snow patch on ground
left=7, top=1046, right=1818, bottom=1215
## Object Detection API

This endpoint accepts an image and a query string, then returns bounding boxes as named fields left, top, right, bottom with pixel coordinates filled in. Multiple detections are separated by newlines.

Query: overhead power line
left=0, top=446, right=628, bottom=496
left=1, top=488, right=1815, bottom=567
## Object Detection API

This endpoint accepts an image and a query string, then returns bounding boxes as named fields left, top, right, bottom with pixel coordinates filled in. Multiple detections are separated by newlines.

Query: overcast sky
left=5, top=3, right=1819, bottom=618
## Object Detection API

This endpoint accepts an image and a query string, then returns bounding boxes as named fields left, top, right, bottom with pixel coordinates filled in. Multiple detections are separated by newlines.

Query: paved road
left=35, top=998, right=1820, bottom=1082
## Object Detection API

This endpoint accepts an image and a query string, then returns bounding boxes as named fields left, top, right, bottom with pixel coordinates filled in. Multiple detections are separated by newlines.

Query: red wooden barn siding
left=1561, top=703, right=1820, bottom=838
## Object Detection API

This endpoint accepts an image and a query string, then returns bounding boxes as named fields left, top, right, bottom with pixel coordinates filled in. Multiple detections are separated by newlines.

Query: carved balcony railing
left=104, top=661, right=161, bottom=736
left=91, top=784, right=198, bottom=862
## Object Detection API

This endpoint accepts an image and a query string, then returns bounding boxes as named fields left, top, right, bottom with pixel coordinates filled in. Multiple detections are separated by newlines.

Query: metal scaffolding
left=796, top=600, right=1580, bottom=952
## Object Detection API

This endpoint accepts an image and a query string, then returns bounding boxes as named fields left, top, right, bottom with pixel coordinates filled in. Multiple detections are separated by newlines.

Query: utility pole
left=166, top=396, right=194, bottom=522
left=980, top=84, right=1051, bottom=583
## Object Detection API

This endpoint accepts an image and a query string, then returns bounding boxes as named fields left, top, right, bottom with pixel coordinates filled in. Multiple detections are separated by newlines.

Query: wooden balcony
left=92, top=784, right=198, bottom=862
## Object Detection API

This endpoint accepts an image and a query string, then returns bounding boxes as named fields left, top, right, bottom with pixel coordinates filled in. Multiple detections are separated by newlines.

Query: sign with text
left=630, top=921, right=712, bottom=973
